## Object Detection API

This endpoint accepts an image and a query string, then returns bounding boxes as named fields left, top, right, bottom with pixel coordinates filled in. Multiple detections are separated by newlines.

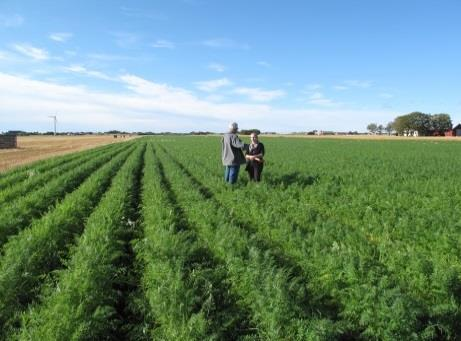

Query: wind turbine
left=48, top=115, right=57, bottom=136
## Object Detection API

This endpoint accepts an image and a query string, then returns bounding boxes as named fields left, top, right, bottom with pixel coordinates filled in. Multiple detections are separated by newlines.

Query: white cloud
left=11, top=43, right=49, bottom=60
left=0, top=72, right=395, bottom=133
left=233, top=87, right=285, bottom=102
left=344, top=80, right=372, bottom=88
left=379, top=93, right=394, bottom=99
left=182, top=0, right=204, bottom=5
left=195, top=78, right=232, bottom=92
left=306, top=84, right=323, bottom=91
left=308, top=92, right=338, bottom=107
left=205, top=94, right=226, bottom=102
left=63, top=65, right=114, bottom=81
left=202, top=38, right=249, bottom=49
left=257, top=61, right=271, bottom=68
left=0, top=14, right=24, bottom=27
left=0, top=72, right=269, bottom=131
left=208, top=62, right=225, bottom=72
left=87, top=53, right=138, bottom=62
left=120, top=6, right=167, bottom=20
left=111, top=32, right=139, bottom=48
left=49, top=32, right=73, bottom=42
left=152, top=39, right=175, bottom=49
left=333, top=80, right=372, bottom=91
left=243, top=77, right=264, bottom=83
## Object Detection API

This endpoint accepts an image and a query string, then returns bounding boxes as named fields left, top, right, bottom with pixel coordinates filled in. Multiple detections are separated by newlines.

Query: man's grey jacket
left=221, top=133, right=247, bottom=166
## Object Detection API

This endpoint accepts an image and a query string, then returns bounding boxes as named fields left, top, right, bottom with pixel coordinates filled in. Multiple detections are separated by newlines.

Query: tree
left=431, top=113, right=452, bottom=134
left=392, top=115, right=412, bottom=136
left=240, top=129, right=261, bottom=135
left=392, top=112, right=432, bottom=136
left=367, top=123, right=378, bottom=134
left=391, top=112, right=452, bottom=136
left=377, top=124, right=384, bottom=135
left=385, top=122, right=394, bottom=135
left=406, top=112, right=431, bottom=136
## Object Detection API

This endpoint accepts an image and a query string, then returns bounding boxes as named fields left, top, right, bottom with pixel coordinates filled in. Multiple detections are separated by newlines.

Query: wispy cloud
left=152, top=39, right=175, bottom=49
left=0, top=72, right=269, bottom=132
left=11, top=43, right=49, bottom=60
left=208, top=62, right=226, bottom=72
left=182, top=0, right=204, bottom=5
left=0, top=72, right=395, bottom=133
left=257, top=61, right=271, bottom=68
left=244, top=77, right=265, bottom=83
left=344, top=80, right=372, bottom=88
left=379, top=93, right=394, bottom=99
left=0, top=14, right=24, bottom=27
left=202, top=38, right=250, bottom=50
left=205, top=94, right=226, bottom=102
left=64, top=50, right=77, bottom=57
left=195, top=78, right=232, bottom=92
left=111, top=32, right=139, bottom=48
left=233, top=87, right=285, bottom=102
left=308, top=92, right=338, bottom=106
left=333, top=80, right=372, bottom=91
left=306, top=84, right=322, bottom=91
left=120, top=6, right=167, bottom=20
left=63, top=65, right=114, bottom=81
left=49, top=32, right=73, bottom=43
left=87, top=53, right=138, bottom=62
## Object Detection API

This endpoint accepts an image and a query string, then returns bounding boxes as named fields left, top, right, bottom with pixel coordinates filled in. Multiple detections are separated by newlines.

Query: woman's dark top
left=248, top=142, right=265, bottom=158
left=246, top=142, right=265, bottom=168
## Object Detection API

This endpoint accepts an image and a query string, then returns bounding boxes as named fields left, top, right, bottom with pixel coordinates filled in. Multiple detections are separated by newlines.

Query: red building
left=446, top=124, right=461, bottom=136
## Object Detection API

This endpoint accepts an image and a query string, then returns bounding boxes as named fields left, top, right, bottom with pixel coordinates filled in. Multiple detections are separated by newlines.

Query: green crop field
left=1, top=136, right=461, bottom=340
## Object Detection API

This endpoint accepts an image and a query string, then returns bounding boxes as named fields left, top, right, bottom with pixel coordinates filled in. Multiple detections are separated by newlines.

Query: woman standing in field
left=245, top=131, right=265, bottom=182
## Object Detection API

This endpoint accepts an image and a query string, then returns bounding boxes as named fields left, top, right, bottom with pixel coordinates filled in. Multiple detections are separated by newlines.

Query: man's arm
left=230, top=134, right=244, bottom=148
left=231, top=135, right=248, bottom=150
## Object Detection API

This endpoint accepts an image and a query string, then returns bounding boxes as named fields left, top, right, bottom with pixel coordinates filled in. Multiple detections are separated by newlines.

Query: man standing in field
left=222, top=122, right=248, bottom=184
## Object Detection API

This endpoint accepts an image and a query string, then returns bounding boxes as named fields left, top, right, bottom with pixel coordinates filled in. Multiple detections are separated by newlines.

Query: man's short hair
left=229, top=122, right=238, bottom=132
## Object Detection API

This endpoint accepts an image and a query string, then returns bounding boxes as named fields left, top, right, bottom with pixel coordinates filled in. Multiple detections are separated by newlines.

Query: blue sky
left=0, top=0, right=460, bottom=133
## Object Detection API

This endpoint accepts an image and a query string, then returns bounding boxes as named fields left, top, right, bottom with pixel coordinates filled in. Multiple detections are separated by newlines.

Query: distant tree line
left=1, top=131, right=216, bottom=136
left=239, top=129, right=261, bottom=135
left=367, top=112, right=452, bottom=136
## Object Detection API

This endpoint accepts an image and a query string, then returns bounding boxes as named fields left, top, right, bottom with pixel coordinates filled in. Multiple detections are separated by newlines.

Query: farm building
left=452, top=124, right=461, bottom=136
left=444, top=124, right=461, bottom=136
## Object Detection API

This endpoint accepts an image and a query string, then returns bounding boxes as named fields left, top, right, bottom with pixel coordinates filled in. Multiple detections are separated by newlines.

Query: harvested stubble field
left=0, top=135, right=136, bottom=173
left=1, top=135, right=461, bottom=340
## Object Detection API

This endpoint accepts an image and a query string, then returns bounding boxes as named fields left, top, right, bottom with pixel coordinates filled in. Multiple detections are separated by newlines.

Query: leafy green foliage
left=0, top=144, right=137, bottom=336
left=0, top=142, right=134, bottom=246
left=1, top=136, right=461, bottom=339
left=15, top=143, right=145, bottom=340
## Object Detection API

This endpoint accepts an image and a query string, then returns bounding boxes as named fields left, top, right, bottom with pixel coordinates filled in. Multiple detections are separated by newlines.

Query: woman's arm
left=246, top=153, right=263, bottom=161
